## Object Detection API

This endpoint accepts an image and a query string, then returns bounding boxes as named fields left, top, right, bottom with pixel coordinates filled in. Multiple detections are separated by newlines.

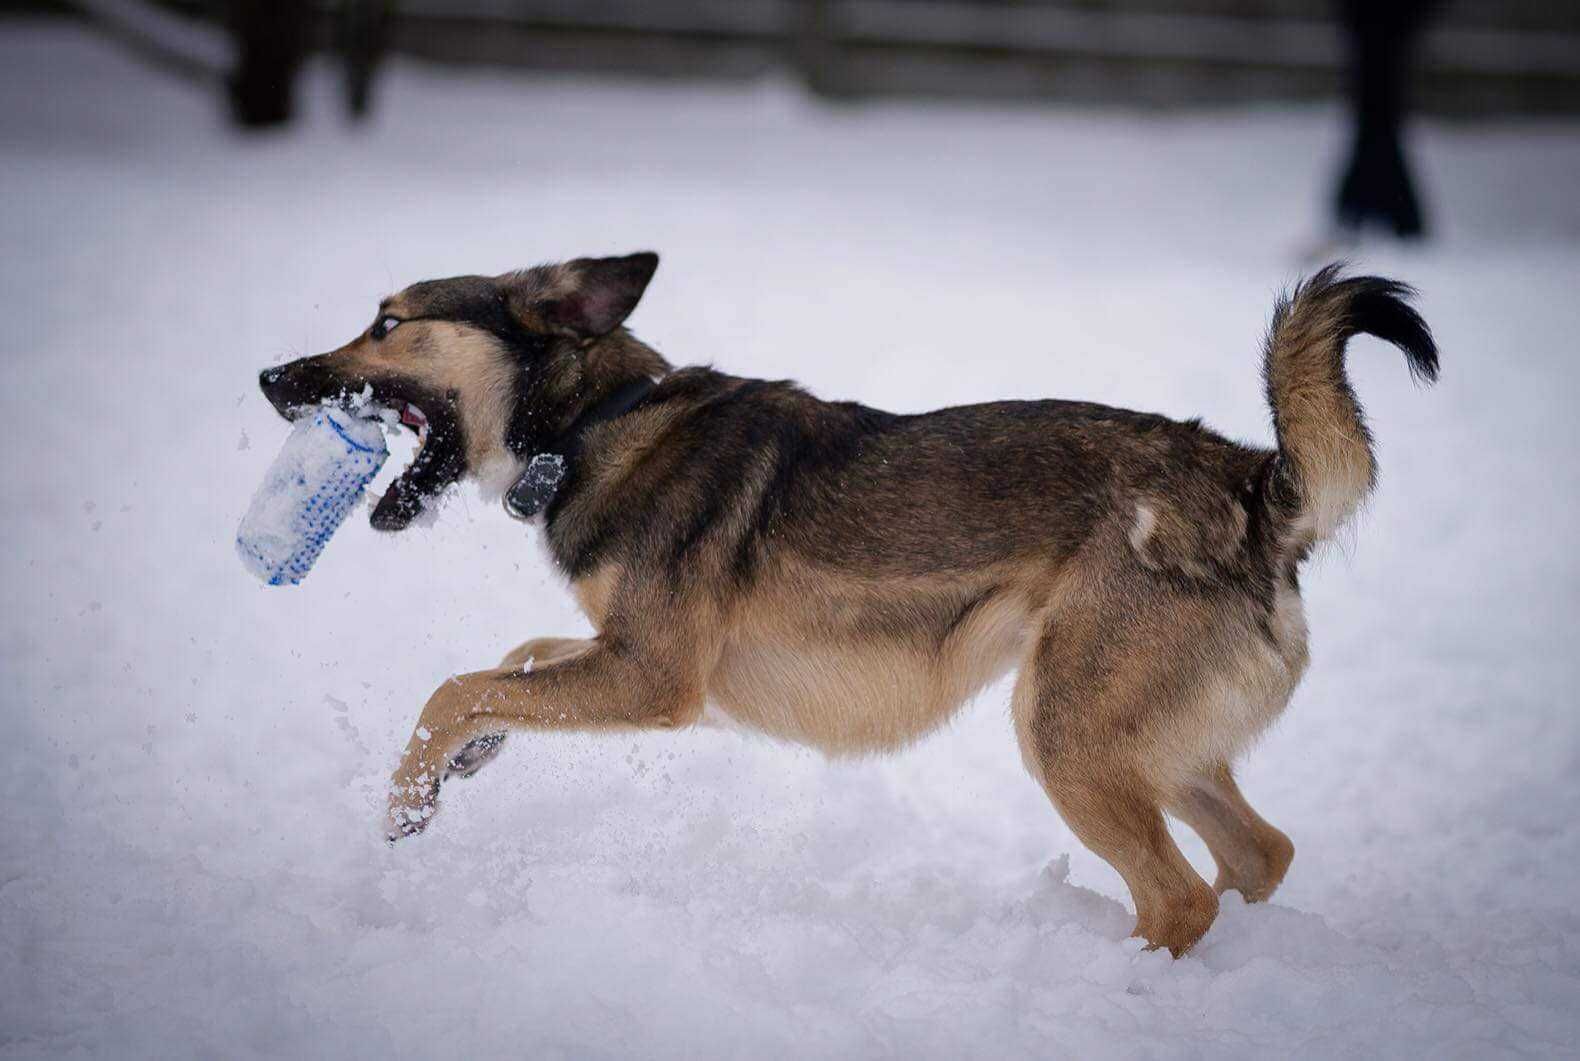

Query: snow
left=235, top=407, right=388, bottom=585
left=3, top=19, right=1579, bottom=1059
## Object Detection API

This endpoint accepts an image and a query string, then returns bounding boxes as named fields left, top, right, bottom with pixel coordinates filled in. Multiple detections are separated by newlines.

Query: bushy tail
left=1261, top=263, right=1438, bottom=548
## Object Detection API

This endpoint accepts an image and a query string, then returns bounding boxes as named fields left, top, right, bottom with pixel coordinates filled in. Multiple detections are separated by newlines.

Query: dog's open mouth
left=261, top=369, right=466, bottom=532
left=356, top=391, right=466, bottom=533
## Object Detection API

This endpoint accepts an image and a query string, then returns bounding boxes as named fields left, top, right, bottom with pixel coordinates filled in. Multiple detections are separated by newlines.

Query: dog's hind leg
left=1167, top=763, right=1294, bottom=903
left=1012, top=601, right=1219, bottom=957
left=1027, top=755, right=1218, bottom=957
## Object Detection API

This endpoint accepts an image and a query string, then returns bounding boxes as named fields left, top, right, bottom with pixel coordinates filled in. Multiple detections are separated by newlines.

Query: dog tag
left=504, top=452, right=566, bottom=519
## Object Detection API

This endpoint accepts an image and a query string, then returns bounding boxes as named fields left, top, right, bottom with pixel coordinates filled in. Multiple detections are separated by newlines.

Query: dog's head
left=258, top=252, right=664, bottom=530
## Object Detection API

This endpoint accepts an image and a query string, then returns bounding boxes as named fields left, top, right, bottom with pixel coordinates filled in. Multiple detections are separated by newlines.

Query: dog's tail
left=1260, top=263, right=1438, bottom=551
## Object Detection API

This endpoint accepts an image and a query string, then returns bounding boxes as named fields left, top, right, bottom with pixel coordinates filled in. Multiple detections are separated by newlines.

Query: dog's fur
left=259, top=254, right=1436, bottom=956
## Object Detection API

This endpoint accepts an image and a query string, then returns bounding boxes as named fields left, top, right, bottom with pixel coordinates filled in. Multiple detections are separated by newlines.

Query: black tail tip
left=1305, top=264, right=1440, bottom=385
left=1348, top=278, right=1439, bottom=384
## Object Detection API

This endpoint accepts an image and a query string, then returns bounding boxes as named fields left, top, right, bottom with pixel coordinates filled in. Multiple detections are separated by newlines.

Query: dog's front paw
left=385, top=776, right=440, bottom=843
left=446, top=732, right=507, bottom=780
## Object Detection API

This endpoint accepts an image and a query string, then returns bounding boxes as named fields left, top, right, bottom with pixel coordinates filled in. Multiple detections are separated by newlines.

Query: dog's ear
left=518, top=252, right=659, bottom=340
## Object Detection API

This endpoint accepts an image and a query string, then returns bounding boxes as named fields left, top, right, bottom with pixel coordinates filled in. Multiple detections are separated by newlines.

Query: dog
left=258, top=253, right=1436, bottom=955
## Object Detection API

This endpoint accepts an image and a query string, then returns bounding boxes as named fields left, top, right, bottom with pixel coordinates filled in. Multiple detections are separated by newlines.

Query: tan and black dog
left=258, top=253, right=1436, bottom=955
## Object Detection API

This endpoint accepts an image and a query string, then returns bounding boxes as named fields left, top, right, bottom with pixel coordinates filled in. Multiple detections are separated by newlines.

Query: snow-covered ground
left=3, top=19, right=1579, bottom=1058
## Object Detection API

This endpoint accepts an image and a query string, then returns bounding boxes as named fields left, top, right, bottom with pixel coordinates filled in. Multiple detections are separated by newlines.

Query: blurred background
left=36, top=0, right=1580, bottom=119
left=26, top=0, right=1580, bottom=244
left=3, top=2, right=1578, bottom=1058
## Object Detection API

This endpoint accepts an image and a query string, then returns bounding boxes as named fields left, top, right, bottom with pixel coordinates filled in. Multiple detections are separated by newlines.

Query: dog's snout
left=258, top=362, right=305, bottom=420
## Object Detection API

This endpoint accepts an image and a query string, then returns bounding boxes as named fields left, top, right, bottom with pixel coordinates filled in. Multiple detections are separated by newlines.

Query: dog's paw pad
left=446, top=732, right=507, bottom=779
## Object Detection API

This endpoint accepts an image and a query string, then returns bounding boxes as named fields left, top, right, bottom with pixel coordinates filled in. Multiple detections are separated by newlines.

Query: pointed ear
left=539, top=252, right=659, bottom=339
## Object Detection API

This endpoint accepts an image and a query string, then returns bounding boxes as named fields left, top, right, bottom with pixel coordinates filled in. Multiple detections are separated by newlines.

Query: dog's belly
left=705, top=593, right=1030, bottom=757
left=706, top=640, right=952, bottom=755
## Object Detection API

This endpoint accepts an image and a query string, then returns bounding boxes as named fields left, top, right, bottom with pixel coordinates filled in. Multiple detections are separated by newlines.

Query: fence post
left=793, top=0, right=849, bottom=99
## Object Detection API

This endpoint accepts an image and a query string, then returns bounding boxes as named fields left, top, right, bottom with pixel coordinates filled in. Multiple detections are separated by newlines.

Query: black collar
left=503, top=377, right=656, bottom=520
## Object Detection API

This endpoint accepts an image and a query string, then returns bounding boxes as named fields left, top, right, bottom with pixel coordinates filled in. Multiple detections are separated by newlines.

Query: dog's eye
left=371, top=315, right=401, bottom=341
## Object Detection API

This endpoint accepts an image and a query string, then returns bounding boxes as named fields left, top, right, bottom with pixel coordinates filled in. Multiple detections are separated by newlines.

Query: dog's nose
left=259, top=366, right=285, bottom=390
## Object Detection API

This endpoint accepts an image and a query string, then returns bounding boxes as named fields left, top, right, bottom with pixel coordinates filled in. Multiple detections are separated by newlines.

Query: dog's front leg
left=386, top=603, right=712, bottom=840
left=443, top=637, right=601, bottom=779
left=498, top=635, right=596, bottom=671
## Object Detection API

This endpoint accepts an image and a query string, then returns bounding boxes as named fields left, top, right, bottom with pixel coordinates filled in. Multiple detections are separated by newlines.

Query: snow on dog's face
left=258, top=252, right=661, bottom=531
